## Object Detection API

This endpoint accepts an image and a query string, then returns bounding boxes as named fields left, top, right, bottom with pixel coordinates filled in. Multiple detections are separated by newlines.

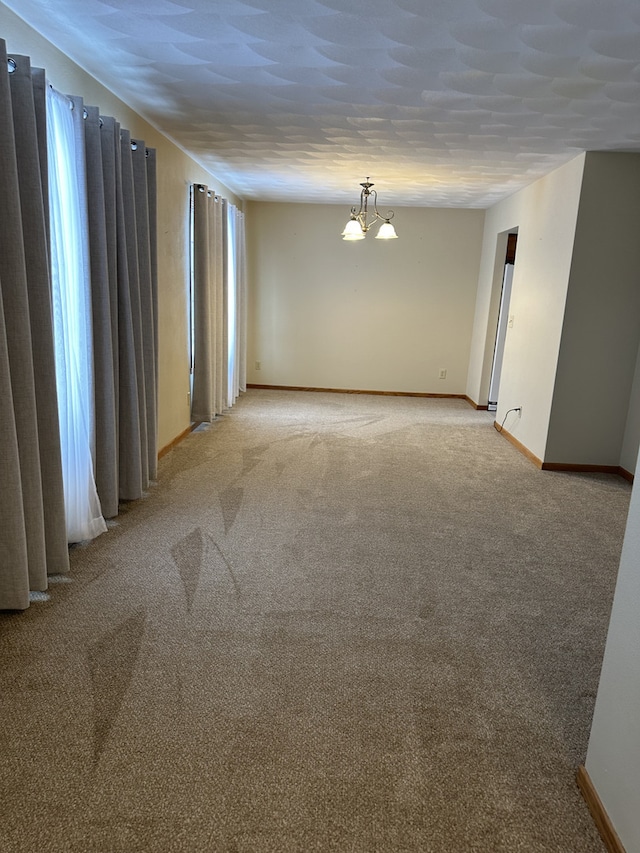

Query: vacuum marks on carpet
left=87, top=607, right=147, bottom=764
left=220, top=485, right=244, bottom=534
left=171, top=528, right=205, bottom=612
left=172, top=528, right=243, bottom=612
left=241, top=444, right=269, bottom=476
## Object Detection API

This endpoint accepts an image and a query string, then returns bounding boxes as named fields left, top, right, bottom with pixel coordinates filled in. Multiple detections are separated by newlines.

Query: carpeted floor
left=0, top=390, right=630, bottom=852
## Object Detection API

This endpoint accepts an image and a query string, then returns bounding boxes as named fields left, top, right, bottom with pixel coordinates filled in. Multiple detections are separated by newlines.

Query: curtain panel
left=0, top=40, right=158, bottom=610
left=227, top=204, right=247, bottom=408
left=47, top=88, right=107, bottom=544
left=0, top=45, right=69, bottom=610
left=191, top=186, right=227, bottom=422
left=191, top=187, right=246, bottom=424
left=79, top=115, right=158, bottom=508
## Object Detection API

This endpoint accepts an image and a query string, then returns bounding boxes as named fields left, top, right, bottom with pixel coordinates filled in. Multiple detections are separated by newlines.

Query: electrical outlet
left=439, top=368, right=447, bottom=380
left=255, top=360, right=261, bottom=371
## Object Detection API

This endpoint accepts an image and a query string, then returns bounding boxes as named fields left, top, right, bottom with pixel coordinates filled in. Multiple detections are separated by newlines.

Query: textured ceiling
left=4, top=0, right=640, bottom=206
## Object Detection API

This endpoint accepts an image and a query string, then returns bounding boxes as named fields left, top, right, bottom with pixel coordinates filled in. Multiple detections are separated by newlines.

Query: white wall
left=247, top=201, right=484, bottom=394
left=586, top=451, right=640, bottom=851
left=0, top=3, right=240, bottom=451
left=621, top=345, right=640, bottom=475
left=466, top=155, right=585, bottom=461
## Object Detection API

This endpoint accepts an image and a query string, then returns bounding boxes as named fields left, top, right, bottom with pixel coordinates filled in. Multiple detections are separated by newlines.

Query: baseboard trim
left=542, top=461, right=631, bottom=480
left=577, top=765, right=626, bottom=853
left=247, top=383, right=466, bottom=400
left=464, top=395, right=489, bottom=410
left=494, top=425, right=634, bottom=482
left=158, top=423, right=197, bottom=460
left=493, top=422, right=543, bottom=468
left=618, top=467, right=634, bottom=483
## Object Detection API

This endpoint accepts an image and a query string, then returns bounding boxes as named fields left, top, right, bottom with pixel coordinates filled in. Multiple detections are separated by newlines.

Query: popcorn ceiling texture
left=4, top=0, right=640, bottom=205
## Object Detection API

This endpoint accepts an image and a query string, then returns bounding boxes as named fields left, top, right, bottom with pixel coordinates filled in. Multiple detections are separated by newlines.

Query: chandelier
left=341, top=178, right=398, bottom=241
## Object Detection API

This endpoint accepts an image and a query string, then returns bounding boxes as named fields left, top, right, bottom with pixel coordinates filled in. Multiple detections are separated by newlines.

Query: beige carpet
left=0, top=390, right=629, bottom=852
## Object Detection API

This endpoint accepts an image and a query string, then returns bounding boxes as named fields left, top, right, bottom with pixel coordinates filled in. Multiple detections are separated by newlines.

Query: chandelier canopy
left=341, top=179, right=398, bottom=241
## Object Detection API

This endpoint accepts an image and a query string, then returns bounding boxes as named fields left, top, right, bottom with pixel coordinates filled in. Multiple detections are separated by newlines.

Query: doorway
left=488, top=232, right=517, bottom=412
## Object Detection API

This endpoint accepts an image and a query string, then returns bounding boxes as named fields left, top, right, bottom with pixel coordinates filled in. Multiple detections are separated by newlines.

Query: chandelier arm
left=368, top=190, right=396, bottom=223
left=368, top=188, right=379, bottom=219
left=366, top=190, right=396, bottom=225
left=355, top=187, right=377, bottom=231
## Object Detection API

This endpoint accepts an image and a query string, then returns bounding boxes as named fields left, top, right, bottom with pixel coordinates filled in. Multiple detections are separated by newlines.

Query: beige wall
left=467, top=150, right=640, bottom=468
left=466, top=155, right=585, bottom=461
left=0, top=3, right=240, bottom=451
left=246, top=201, right=484, bottom=394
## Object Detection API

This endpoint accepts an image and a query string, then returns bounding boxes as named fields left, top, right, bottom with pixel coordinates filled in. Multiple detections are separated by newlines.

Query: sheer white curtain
left=46, top=85, right=106, bottom=543
left=226, top=202, right=247, bottom=408
left=226, top=202, right=237, bottom=408
left=236, top=208, right=247, bottom=396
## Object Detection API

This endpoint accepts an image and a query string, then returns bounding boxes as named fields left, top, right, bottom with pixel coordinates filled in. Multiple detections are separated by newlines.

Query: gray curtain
left=132, top=139, right=157, bottom=482
left=191, top=186, right=214, bottom=422
left=219, top=196, right=229, bottom=417
left=89, top=116, right=158, bottom=504
left=0, top=39, right=158, bottom=609
left=91, top=124, right=157, bottom=501
left=84, top=105, right=118, bottom=519
left=191, top=186, right=227, bottom=423
left=147, top=149, right=159, bottom=429
left=0, top=43, right=69, bottom=610
left=120, top=128, right=148, bottom=490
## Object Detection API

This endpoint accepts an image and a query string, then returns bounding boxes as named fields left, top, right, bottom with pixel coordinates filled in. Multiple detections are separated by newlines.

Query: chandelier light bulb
left=375, top=221, right=398, bottom=240
left=342, top=218, right=365, bottom=240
